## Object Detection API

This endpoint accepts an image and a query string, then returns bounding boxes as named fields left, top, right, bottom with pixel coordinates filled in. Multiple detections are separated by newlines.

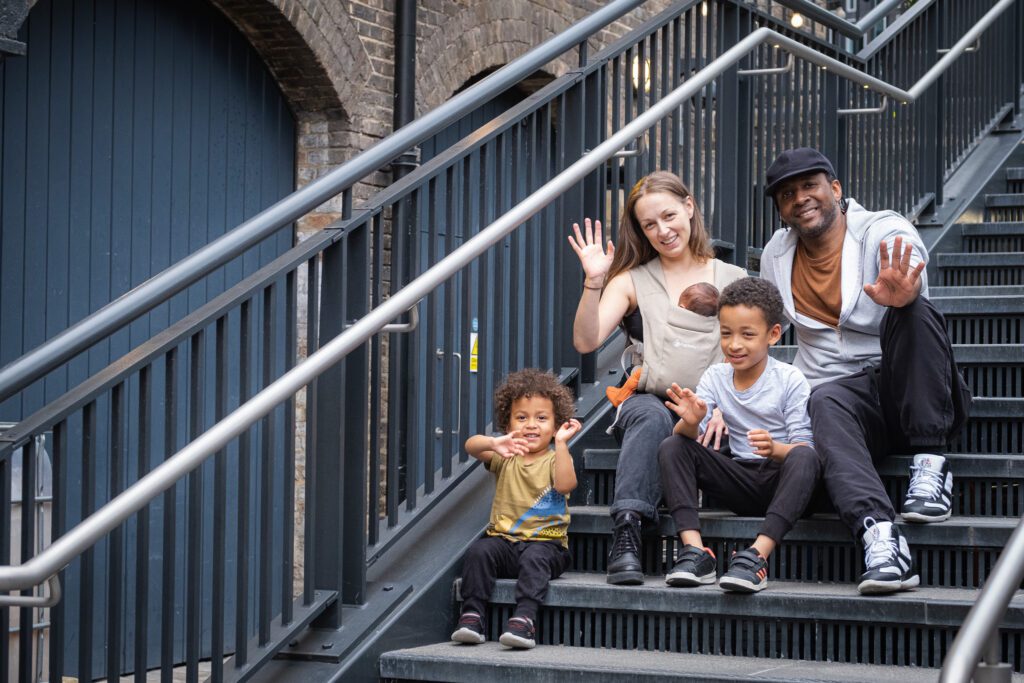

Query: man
left=759, top=148, right=972, bottom=595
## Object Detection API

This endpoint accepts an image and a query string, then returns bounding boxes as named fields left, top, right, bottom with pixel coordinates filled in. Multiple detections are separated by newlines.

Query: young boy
left=657, top=277, right=821, bottom=593
left=451, top=369, right=582, bottom=649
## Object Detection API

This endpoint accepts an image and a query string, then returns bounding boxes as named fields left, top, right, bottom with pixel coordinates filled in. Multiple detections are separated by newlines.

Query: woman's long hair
left=607, top=171, right=715, bottom=282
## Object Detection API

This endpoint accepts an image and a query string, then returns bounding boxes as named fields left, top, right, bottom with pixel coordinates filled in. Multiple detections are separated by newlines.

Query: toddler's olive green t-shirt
left=486, top=450, right=569, bottom=549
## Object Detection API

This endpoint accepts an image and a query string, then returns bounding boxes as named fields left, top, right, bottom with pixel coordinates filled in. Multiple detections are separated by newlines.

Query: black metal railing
left=0, top=0, right=1020, bottom=680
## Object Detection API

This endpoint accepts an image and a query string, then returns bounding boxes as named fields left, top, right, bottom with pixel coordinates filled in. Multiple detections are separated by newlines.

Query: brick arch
left=417, top=2, right=580, bottom=112
left=208, top=0, right=368, bottom=116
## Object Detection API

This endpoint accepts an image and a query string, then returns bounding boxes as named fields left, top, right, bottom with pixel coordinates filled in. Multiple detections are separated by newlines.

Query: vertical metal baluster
left=425, top=182, right=439, bottom=493
left=260, top=285, right=277, bottom=644
left=540, top=104, right=554, bottom=370
left=304, top=256, right=320, bottom=605
left=17, top=439, right=36, bottom=683
left=283, top=271, right=297, bottom=625
left=135, top=368, right=152, bottom=683
left=524, top=112, right=537, bottom=368
left=368, top=216, right=383, bottom=542
left=211, top=318, right=228, bottom=682
left=406, top=194, right=420, bottom=511
left=81, top=401, right=97, bottom=683
left=442, top=168, right=456, bottom=477
left=461, top=153, right=477, bottom=447
left=0, top=453, right=9, bottom=679
left=49, top=421, right=66, bottom=682
left=235, top=302, right=252, bottom=667
left=106, top=382, right=125, bottom=683
left=186, top=332, right=205, bottom=683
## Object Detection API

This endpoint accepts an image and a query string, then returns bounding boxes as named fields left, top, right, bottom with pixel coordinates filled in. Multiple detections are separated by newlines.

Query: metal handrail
left=0, top=0, right=645, bottom=405
left=940, top=517, right=1024, bottom=682
left=0, top=0, right=1014, bottom=599
left=769, top=0, right=920, bottom=39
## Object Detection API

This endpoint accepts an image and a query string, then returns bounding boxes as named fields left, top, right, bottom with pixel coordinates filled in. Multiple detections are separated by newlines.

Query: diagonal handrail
left=0, top=0, right=645, bottom=405
left=769, top=0, right=922, bottom=39
left=939, top=516, right=1024, bottom=681
left=0, top=0, right=1015, bottom=603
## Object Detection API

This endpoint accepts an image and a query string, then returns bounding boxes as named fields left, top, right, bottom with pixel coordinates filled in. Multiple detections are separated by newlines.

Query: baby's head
left=717, top=278, right=785, bottom=368
left=678, top=282, right=720, bottom=317
left=493, top=369, right=576, bottom=451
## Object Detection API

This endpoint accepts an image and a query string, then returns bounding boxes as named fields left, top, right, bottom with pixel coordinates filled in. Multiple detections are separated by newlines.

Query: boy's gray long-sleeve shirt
left=696, top=356, right=814, bottom=461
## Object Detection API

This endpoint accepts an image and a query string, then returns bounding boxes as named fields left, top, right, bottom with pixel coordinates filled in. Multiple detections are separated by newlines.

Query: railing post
left=920, top=2, right=945, bottom=206
left=560, top=71, right=604, bottom=383
left=1014, top=0, right=1023, bottom=119
left=822, top=71, right=848, bottom=186
left=716, top=3, right=749, bottom=269
left=311, top=223, right=371, bottom=626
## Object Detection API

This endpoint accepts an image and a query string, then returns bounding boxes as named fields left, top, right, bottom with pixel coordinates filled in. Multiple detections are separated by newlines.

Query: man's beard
left=791, top=197, right=839, bottom=239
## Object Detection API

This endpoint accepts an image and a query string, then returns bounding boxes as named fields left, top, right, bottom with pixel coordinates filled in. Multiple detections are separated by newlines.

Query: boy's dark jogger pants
left=459, top=536, right=572, bottom=621
left=807, top=296, right=972, bottom=536
left=658, top=436, right=822, bottom=543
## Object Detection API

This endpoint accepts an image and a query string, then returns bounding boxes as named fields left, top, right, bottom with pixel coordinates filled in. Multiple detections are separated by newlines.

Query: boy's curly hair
left=719, top=277, right=785, bottom=328
left=493, top=368, right=576, bottom=432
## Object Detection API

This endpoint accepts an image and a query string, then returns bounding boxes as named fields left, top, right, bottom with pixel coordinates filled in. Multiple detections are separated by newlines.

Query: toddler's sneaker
left=450, top=611, right=486, bottom=644
left=665, top=545, right=716, bottom=586
left=719, top=547, right=768, bottom=593
left=858, top=517, right=919, bottom=595
left=499, top=616, right=536, bottom=649
left=902, top=453, right=952, bottom=523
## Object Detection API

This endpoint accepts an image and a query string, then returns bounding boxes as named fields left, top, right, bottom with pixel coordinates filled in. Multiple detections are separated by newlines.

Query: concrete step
left=380, top=643, right=966, bottom=682
left=930, top=285, right=1024, bottom=297
left=1006, top=168, right=1024, bottom=181
left=930, top=295, right=1024, bottom=315
left=770, top=342, right=1023, bottom=366
left=566, top=507, right=1013, bottom=588
left=452, top=573, right=1024, bottom=670
left=937, top=251, right=1024, bottom=286
left=959, top=221, right=1024, bottom=253
left=584, top=447, right=1024, bottom=519
left=986, top=193, right=1024, bottom=207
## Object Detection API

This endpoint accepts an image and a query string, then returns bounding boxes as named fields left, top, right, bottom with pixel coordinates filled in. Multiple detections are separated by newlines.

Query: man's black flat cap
left=765, top=147, right=836, bottom=198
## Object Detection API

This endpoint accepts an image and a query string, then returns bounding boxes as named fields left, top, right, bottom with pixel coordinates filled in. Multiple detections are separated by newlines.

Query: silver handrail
left=939, top=517, right=1024, bottom=682
left=0, top=0, right=1014, bottom=600
left=768, top=0, right=920, bottom=39
left=0, top=0, right=646, bottom=404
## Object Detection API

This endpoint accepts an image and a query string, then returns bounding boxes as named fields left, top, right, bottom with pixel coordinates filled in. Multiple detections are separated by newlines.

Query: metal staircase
left=377, top=162, right=1024, bottom=681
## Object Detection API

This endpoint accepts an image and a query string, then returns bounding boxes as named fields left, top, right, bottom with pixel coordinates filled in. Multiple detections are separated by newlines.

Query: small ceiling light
left=632, top=55, right=651, bottom=93
left=790, top=12, right=805, bottom=28
left=701, top=1, right=708, bottom=17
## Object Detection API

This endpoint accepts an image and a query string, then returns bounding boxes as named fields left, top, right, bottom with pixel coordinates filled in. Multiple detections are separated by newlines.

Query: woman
left=568, top=171, right=745, bottom=585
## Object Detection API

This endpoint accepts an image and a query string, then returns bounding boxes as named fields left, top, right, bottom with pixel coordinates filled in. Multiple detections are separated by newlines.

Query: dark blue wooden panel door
left=0, top=0, right=296, bottom=422
left=0, top=0, right=296, bottom=676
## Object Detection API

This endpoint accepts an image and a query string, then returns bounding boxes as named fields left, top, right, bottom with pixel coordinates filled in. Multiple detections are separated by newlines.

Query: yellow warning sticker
left=469, top=332, right=479, bottom=373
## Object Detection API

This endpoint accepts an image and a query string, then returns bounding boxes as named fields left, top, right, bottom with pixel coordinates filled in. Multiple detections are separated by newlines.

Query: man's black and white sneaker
left=858, top=517, right=920, bottom=595
left=719, top=547, right=768, bottom=593
left=499, top=616, right=536, bottom=649
left=902, top=453, right=953, bottom=523
left=665, top=545, right=717, bottom=586
left=451, top=611, right=486, bottom=644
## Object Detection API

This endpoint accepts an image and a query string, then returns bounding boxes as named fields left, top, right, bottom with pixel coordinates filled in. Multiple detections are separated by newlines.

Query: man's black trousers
left=808, top=295, right=972, bottom=536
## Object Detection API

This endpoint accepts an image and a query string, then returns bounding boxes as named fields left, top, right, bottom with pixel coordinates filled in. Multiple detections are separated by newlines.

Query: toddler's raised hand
left=665, top=383, right=707, bottom=426
left=492, top=431, right=528, bottom=459
left=556, top=418, right=583, bottom=444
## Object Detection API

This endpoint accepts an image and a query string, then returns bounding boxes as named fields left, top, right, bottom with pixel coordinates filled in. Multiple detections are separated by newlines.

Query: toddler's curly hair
left=493, top=368, right=576, bottom=432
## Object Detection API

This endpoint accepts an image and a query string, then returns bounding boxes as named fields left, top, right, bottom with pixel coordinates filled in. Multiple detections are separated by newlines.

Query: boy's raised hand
left=665, top=383, right=707, bottom=426
left=747, top=429, right=786, bottom=461
left=492, top=431, right=528, bottom=459
left=556, top=418, right=583, bottom=444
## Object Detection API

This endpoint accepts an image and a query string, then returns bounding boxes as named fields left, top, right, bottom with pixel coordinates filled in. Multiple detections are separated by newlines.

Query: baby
left=606, top=283, right=721, bottom=407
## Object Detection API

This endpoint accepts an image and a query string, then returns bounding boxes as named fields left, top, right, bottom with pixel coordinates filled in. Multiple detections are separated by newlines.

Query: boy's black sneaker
left=499, top=616, right=536, bottom=649
left=665, top=544, right=716, bottom=586
left=607, top=511, right=644, bottom=585
left=719, top=547, right=768, bottom=593
left=858, top=517, right=920, bottom=595
left=450, top=611, right=486, bottom=644
left=902, top=453, right=953, bottom=523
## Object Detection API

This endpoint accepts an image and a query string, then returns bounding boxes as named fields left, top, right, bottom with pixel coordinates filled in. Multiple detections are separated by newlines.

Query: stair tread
left=568, top=507, right=1015, bottom=547
left=380, top=642, right=964, bottom=682
left=770, top=343, right=1024, bottom=363
left=1006, top=168, right=1024, bottom=180
left=930, top=285, right=1024, bottom=297
left=473, top=573, right=1024, bottom=626
left=936, top=252, right=1024, bottom=261
left=986, top=193, right=1024, bottom=206
left=959, top=221, right=1024, bottom=234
